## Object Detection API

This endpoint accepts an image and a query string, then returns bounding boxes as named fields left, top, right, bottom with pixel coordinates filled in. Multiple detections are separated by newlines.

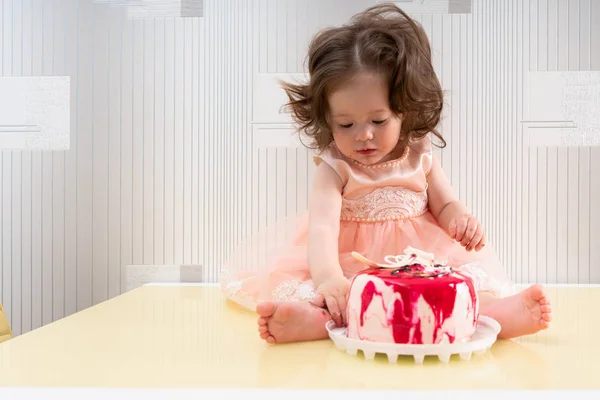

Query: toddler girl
left=220, top=3, right=552, bottom=344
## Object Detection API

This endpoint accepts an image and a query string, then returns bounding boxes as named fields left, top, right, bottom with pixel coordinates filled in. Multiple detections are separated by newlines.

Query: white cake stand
left=326, top=316, right=501, bottom=364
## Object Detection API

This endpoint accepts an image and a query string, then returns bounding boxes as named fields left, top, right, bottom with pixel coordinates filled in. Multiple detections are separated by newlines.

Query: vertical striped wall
left=0, top=0, right=252, bottom=336
left=0, top=0, right=599, bottom=337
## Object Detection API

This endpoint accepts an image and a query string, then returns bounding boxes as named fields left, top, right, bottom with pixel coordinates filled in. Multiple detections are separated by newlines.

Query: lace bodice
left=340, top=186, right=428, bottom=222
left=314, top=136, right=433, bottom=222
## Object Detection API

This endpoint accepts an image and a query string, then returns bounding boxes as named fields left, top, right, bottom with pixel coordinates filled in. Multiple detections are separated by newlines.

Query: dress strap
left=313, top=145, right=351, bottom=187
left=407, top=134, right=433, bottom=176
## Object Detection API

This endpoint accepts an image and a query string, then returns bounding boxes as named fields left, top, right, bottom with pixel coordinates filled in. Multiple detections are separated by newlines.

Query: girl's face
left=328, top=72, right=403, bottom=166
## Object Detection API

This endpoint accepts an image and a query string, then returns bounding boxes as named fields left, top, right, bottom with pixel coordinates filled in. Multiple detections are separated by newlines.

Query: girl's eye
left=373, top=119, right=388, bottom=125
left=340, top=123, right=353, bottom=129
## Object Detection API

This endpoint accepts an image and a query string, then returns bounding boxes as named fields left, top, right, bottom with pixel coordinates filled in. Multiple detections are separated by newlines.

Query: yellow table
left=0, top=284, right=597, bottom=390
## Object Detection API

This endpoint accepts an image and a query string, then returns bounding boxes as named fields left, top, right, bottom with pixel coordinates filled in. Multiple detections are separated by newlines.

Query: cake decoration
left=351, top=246, right=453, bottom=278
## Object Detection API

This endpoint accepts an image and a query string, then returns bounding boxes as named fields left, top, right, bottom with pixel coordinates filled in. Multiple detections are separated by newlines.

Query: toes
left=539, top=296, right=550, bottom=306
left=540, top=319, right=550, bottom=329
left=259, top=331, right=270, bottom=340
left=256, top=302, right=278, bottom=317
left=528, top=284, right=546, bottom=300
left=542, top=312, right=552, bottom=322
left=258, top=325, right=268, bottom=334
left=266, top=336, right=276, bottom=344
left=540, top=304, right=552, bottom=313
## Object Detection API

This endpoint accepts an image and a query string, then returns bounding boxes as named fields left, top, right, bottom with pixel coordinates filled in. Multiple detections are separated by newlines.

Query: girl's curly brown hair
left=281, top=3, right=445, bottom=152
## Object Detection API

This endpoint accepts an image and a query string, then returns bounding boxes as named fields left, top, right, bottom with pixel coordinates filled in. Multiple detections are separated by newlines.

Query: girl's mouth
left=357, top=149, right=375, bottom=155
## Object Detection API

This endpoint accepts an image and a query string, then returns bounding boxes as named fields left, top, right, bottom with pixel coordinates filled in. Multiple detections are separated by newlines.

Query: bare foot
left=256, top=299, right=332, bottom=344
left=481, top=284, right=552, bottom=339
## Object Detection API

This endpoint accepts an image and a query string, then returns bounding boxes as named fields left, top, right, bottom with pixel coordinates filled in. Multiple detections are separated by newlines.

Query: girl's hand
left=448, top=213, right=486, bottom=252
left=316, top=275, right=350, bottom=327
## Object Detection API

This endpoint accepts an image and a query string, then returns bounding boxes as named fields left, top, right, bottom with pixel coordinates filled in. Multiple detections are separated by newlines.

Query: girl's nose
left=356, top=128, right=373, bottom=141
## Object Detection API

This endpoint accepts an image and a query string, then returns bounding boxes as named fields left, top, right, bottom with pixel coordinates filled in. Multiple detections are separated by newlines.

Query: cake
left=346, top=247, right=479, bottom=345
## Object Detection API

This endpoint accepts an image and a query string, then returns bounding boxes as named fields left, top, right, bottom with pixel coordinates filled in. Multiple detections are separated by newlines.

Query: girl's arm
left=307, top=162, right=351, bottom=326
left=307, top=162, right=345, bottom=286
left=427, top=154, right=487, bottom=252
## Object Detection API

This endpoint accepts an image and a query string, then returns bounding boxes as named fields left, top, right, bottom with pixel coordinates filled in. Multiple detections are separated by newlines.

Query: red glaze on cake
left=346, top=248, right=479, bottom=345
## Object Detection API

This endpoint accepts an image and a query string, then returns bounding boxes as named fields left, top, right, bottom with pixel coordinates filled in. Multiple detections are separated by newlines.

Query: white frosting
left=347, top=274, right=396, bottom=343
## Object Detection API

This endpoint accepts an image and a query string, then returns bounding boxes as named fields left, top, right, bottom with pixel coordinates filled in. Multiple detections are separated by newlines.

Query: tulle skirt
left=219, top=211, right=515, bottom=311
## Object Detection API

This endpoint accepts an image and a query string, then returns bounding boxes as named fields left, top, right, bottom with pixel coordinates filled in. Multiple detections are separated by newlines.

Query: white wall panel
left=389, top=0, right=471, bottom=14
left=0, top=77, right=70, bottom=150
left=93, top=0, right=203, bottom=18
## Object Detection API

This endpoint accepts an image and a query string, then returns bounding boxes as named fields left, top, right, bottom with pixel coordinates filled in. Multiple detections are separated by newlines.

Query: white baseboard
left=143, top=282, right=219, bottom=287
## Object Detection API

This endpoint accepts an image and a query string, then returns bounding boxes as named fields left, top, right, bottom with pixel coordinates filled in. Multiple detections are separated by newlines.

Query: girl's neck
left=379, top=142, right=407, bottom=163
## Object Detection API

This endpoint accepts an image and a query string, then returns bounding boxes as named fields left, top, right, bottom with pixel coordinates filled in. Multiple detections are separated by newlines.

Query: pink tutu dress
left=220, top=135, right=514, bottom=311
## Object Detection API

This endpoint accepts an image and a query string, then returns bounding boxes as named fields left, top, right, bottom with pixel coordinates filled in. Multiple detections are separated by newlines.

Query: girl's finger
left=325, top=295, right=342, bottom=326
left=467, top=223, right=484, bottom=251
left=454, top=217, right=468, bottom=242
left=462, top=218, right=477, bottom=247
left=337, top=293, right=348, bottom=325
left=475, top=232, right=487, bottom=251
